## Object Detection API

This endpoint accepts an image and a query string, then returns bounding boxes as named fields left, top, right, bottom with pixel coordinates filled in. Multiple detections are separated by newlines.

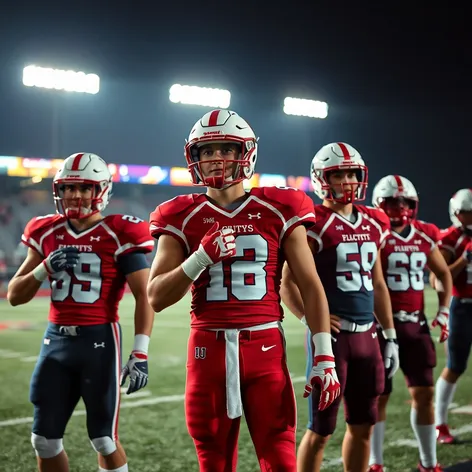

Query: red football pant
left=185, top=326, right=297, bottom=472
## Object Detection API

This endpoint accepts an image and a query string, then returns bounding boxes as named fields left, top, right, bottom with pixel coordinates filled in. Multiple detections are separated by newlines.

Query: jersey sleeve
left=417, top=221, right=440, bottom=246
left=21, top=214, right=60, bottom=256
left=437, top=226, right=459, bottom=256
left=110, top=215, right=155, bottom=258
left=149, top=196, right=192, bottom=254
left=305, top=204, right=325, bottom=254
left=261, top=187, right=317, bottom=242
left=362, top=206, right=391, bottom=245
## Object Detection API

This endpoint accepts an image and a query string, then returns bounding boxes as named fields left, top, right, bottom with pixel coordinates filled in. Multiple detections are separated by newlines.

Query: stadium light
left=283, top=97, right=328, bottom=119
left=22, top=65, right=100, bottom=95
left=169, top=84, right=231, bottom=108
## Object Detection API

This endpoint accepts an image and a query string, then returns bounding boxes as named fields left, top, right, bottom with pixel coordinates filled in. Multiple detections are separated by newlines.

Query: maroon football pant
left=379, top=317, right=436, bottom=394
left=185, top=326, right=297, bottom=472
left=307, top=323, right=385, bottom=436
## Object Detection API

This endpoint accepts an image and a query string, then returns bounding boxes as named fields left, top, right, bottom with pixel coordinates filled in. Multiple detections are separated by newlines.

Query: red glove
left=432, top=306, right=449, bottom=343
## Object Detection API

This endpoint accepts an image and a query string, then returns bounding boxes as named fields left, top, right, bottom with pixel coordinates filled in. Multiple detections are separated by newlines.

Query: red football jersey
left=149, top=187, right=316, bottom=329
left=438, top=225, right=472, bottom=298
left=381, top=220, right=439, bottom=313
left=21, top=214, right=154, bottom=325
left=307, top=205, right=390, bottom=324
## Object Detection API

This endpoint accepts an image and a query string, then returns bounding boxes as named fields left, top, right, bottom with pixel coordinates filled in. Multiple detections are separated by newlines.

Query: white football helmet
left=372, top=175, right=419, bottom=226
left=184, top=109, right=258, bottom=189
left=449, top=188, right=472, bottom=230
left=310, top=142, right=368, bottom=203
left=53, top=152, right=113, bottom=219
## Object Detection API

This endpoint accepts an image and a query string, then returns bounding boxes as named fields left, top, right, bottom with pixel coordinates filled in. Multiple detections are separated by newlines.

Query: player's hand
left=304, top=355, right=341, bottom=410
left=462, top=242, right=472, bottom=263
left=197, top=222, right=236, bottom=265
left=330, top=314, right=342, bottom=333
left=121, top=351, right=149, bottom=394
left=383, top=329, right=400, bottom=378
left=432, top=306, right=449, bottom=343
left=44, top=247, right=80, bottom=274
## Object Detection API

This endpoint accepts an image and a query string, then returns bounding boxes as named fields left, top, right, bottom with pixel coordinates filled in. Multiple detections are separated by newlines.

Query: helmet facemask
left=313, top=165, right=368, bottom=204
left=380, top=196, right=418, bottom=227
left=185, top=138, right=257, bottom=189
left=53, top=180, right=111, bottom=220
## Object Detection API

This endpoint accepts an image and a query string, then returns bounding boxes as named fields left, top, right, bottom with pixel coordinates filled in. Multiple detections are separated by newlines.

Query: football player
left=7, top=153, right=155, bottom=472
left=367, top=175, right=452, bottom=472
left=433, top=188, right=472, bottom=444
left=147, top=109, right=341, bottom=471
left=281, top=142, right=400, bottom=472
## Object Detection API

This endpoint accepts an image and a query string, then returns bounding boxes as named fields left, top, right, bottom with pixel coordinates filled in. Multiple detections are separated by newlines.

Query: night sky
left=1, top=2, right=470, bottom=227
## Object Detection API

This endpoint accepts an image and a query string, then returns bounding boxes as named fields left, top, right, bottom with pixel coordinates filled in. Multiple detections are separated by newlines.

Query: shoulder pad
left=358, top=205, right=390, bottom=227
left=104, top=214, right=154, bottom=254
left=254, top=186, right=310, bottom=210
left=155, top=194, right=202, bottom=220
left=24, top=214, right=64, bottom=238
left=414, top=220, right=440, bottom=242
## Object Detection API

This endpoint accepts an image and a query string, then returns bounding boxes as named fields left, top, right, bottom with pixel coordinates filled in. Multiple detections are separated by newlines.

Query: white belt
left=209, top=321, right=280, bottom=419
left=339, top=319, right=373, bottom=333
left=394, top=310, right=420, bottom=323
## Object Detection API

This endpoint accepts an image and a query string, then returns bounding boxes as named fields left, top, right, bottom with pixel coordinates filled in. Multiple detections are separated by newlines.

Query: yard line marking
left=120, top=389, right=152, bottom=399
left=0, top=394, right=185, bottom=428
left=451, top=405, right=472, bottom=415
left=20, top=356, right=38, bottom=363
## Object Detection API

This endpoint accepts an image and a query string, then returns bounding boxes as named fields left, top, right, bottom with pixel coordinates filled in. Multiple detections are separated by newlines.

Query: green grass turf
left=0, top=288, right=471, bottom=471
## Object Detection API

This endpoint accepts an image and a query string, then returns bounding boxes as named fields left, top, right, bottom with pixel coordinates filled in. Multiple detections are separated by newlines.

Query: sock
left=410, top=407, right=437, bottom=468
left=434, top=377, right=457, bottom=426
left=369, top=420, right=385, bottom=465
left=99, top=465, right=128, bottom=472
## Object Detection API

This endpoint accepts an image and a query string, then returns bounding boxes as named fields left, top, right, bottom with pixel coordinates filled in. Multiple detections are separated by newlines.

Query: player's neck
left=323, top=200, right=354, bottom=218
left=68, top=213, right=103, bottom=232
left=391, top=224, right=408, bottom=234
left=206, top=183, right=246, bottom=208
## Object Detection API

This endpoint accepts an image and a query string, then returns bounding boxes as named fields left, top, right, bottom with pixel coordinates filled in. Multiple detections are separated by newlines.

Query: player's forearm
left=449, top=256, right=468, bottom=280
left=302, top=287, right=331, bottom=334
left=133, top=294, right=155, bottom=337
left=147, top=267, right=193, bottom=313
left=280, top=276, right=305, bottom=320
left=373, top=282, right=395, bottom=330
left=7, top=273, right=42, bottom=306
left=434, top=268, right=452, bottom=308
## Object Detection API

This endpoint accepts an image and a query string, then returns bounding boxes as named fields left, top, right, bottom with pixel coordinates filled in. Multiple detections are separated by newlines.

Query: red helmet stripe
left=208, top=110, right=220, bottom=127
left=393, top=174, right=404, bottom=192
left=70, top=153, right=85, bottom=170
left=337, top=142, right=351, bottom=161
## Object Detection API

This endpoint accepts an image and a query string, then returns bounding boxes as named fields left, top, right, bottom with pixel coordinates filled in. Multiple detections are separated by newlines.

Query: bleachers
left=0, top=194, right=157, bottom=268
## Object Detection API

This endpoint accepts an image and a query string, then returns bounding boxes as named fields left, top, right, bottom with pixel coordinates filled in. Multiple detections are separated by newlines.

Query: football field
left=0, top=289, right=471, bottom=471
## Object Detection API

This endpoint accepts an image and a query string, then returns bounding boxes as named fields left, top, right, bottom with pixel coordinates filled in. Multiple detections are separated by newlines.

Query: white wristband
left=181, top=249, right=210, bottom=281
left=383, top=328, right=397, bottom=340
left=312, top=332, right=334, bottom=357
left=439, top=306, right=450, bottom=315
left=32, top=262, right=49, bottom=282
left=132, top=334, right=150, bottom=354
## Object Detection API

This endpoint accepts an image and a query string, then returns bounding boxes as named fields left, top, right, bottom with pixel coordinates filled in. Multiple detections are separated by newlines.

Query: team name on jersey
left=221, top=224, right=255, bottom=233
left=342, top=233, right=371, bottom=242
left=393, top=244, right=420, bottom=252
left=58, top=244, right=93, bottom=252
